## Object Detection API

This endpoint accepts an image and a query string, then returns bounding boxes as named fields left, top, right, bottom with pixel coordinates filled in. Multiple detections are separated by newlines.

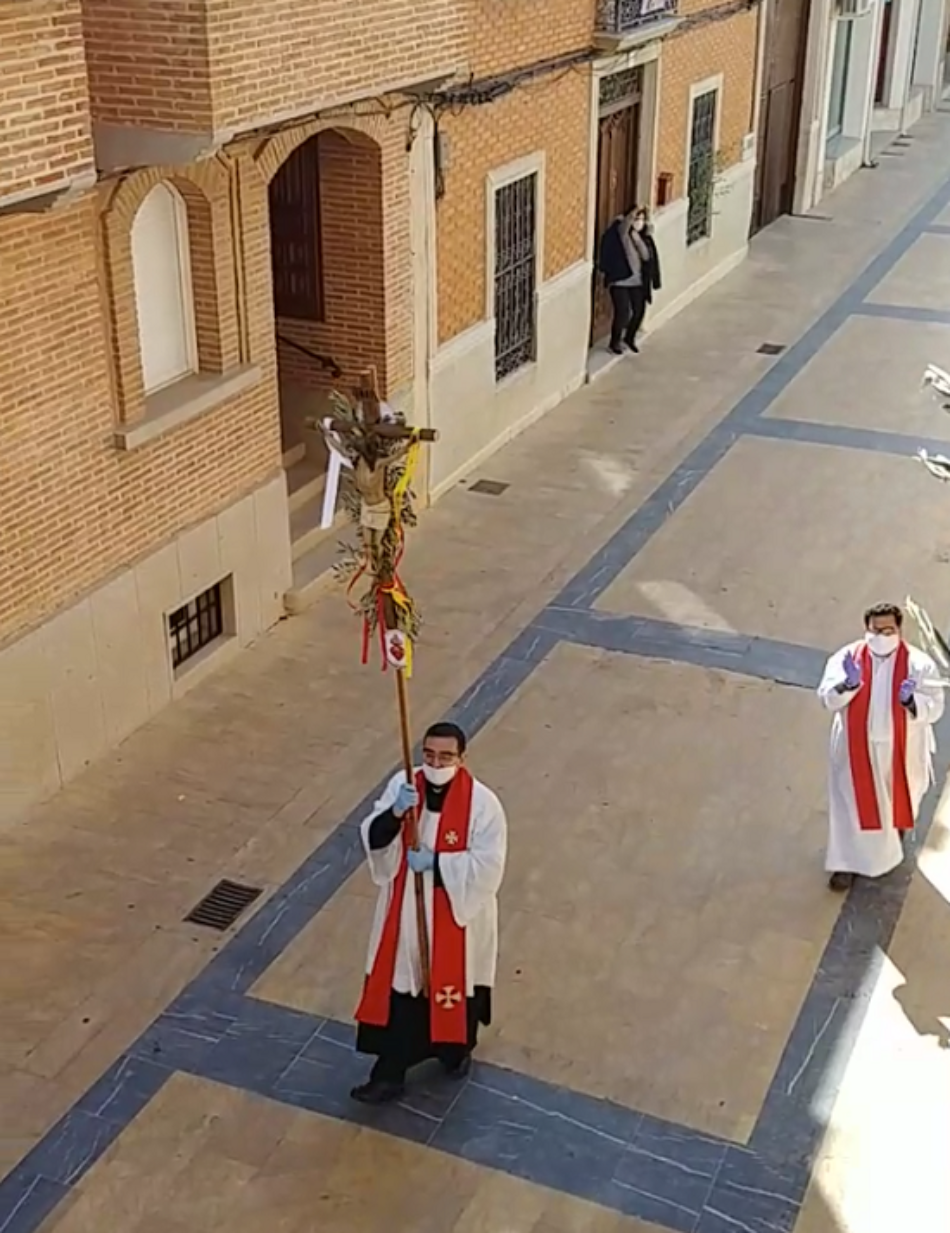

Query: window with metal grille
left=269, top=136, right=324, bottom=321
left=168, top=582, right=225, bottom=670
left=686, top=89, right=718, bottom=246
left=493, top=173, right=538, bottom=381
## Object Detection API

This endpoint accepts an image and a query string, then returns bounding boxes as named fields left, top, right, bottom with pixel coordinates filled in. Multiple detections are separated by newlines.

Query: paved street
left=5, top=113, right=950, bottom=1233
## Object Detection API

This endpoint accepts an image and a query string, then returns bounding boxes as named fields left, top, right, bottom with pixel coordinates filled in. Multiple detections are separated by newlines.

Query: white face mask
left=632, top=219, right=645, bottom=232
left=865, top=631, right=899, bottom=657
left=422, top=763, right=457, bottom=787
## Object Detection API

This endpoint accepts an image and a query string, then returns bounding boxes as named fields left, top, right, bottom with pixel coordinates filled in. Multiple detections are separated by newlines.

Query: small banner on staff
left=384, top=628, right=413, bottom=675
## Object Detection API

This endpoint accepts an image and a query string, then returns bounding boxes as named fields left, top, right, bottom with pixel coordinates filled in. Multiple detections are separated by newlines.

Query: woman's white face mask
left=422, top=763, right=458, bottom=787
left=632, top=218, right=646, bottom=232
left=865, top=631, right=900, bottom=657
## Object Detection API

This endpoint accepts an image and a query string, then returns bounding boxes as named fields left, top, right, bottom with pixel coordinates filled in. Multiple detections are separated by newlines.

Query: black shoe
left=350, top=1078, right=405, bottom=1105
left=623, top=338, right=639, bottom=353
left=608, top=343, right=624, bottom=355
left=441, top=1053, right=472, bottom=1081
left=828, top=872, right=853, bottom=892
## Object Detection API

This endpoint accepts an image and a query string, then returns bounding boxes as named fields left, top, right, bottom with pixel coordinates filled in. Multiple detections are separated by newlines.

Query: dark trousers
left=370, top=1042, right=470, bottom=1084
left=609, top=284, right=648, bottom=349
left=358, top=988, right=491, bottom=1085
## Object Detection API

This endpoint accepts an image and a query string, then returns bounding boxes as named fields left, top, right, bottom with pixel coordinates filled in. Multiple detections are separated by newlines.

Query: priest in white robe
left=818, top=602, right=943, bottom=891
left=351, top=721, right=507, bottom=1104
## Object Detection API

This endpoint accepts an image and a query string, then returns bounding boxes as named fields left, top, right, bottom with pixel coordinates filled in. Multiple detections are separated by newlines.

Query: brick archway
left=266, top=124, right=387, bottom=518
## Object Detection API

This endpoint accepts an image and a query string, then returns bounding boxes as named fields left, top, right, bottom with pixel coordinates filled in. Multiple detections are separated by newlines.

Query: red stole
left=355, top=767, right=474, bottom=1044
left=846, top=642, right=913, bottom=831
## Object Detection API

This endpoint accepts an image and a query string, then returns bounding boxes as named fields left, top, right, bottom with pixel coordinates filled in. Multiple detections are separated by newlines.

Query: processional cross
left=308, top=367, right=438, bottom=991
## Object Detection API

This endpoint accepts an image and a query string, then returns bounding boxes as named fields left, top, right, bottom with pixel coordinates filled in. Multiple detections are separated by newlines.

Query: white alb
left=817, top=641, right=943, bottom=877
left=360, top=770, right=508, bottom=997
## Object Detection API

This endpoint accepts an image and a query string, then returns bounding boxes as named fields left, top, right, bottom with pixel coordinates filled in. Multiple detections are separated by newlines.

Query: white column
left=912, top=0, right=948, bottom=104
left=408, top=108, right=438, bottom=504
left=884, top=0, right=922, bottom=109
left=794, top=0, right=838, bottom=211
left=841, top=3, right=882, bottom=149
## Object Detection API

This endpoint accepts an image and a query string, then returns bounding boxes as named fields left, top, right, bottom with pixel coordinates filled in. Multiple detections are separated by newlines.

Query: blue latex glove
left=393, top=782, right=419, bottom=818
left=899, top=678, right=917, bottom=706
left=842, top=650, right=862, bottom=690
left=407, top=845, right=435, bottom=874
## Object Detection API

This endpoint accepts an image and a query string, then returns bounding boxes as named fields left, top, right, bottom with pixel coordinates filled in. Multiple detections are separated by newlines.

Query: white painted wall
left=798, top=2, right=884, bottom=203
left=0, top=472, right=291, bottom=830
left=428, top=261, right=590, bottom=498
left=647, top=157, right=755, bottom=334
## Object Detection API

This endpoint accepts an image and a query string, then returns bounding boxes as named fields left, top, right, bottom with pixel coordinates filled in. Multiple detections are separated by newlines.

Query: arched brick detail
left=255, top=114, right=386, bottom=185
left=99, top=162, right=240, bottom=424
left=266, top=126, right=390, bottom=398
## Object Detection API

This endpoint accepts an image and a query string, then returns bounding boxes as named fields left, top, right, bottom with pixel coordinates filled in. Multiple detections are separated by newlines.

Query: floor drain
left=757, top=343, right=786, bottom=356
left=184, top=879, right=263, bottom=931
left=470, top=479, right=510, bottom=496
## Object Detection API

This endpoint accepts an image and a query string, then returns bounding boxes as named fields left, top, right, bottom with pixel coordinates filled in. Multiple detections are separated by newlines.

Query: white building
left=795, top=0, right=950, bottom=213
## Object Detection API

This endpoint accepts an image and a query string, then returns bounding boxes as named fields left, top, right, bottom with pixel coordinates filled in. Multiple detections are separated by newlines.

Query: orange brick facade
left=656, top=9, right=760, bottom=201
left=435, top=0, right=594, bottom=345
left=0, top=0, right=94, bottom=205
left=269, top=117, right=414, bottom=401
left=80, top=0, right=464, bottom=136
left=436, top=72, right=592, bottom=344
left=0, top=178, right=279, bottom=648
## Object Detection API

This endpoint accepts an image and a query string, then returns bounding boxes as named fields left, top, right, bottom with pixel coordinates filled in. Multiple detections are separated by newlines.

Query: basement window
left=168, top=579, right=229, bottom=672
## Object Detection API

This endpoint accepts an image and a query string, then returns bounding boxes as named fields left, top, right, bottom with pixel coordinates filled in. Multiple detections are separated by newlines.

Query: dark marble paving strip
left=550, top=426, right=744, bottom=610
left=747, top=414, right=950, bottom=460
left=535, top=609, right=826, bottom=688
left=852, top=301, right=950, bottom=325
left=0, top=1176, right=68, bottom=1233
left=0, top=1058, right=172, bottom=1229
left=750, top=708, right=950, bottom=1168
left=552, top=172, right=950, bottom=612
left=923, top=223, right=950, bottom=235
left=164, top=996, right=802, bottom=1233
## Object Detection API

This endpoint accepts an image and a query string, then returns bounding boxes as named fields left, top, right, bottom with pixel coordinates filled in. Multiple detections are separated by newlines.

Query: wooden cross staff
left=326, top=367, right=438, bottom=993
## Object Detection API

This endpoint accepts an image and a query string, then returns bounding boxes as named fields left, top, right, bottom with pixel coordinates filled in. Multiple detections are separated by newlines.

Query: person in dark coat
left=597, top=205, right=662, bottom=355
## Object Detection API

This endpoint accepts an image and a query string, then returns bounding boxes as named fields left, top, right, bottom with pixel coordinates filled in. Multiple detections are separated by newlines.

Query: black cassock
left=355, top=781, right=492, bottom=1084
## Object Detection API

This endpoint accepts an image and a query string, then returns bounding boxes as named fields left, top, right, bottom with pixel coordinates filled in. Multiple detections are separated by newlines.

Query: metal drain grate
left=184, top=879, right=262, bottom=931
left=469, top=479, right=510, bottom=496
left=757, top=343, right=786, bottom=356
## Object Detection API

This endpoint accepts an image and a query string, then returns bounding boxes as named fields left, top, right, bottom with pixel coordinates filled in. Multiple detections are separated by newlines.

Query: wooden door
left=591, top=104, right=640, bottom=342
left=876, top=0, right=894, bottom=103
left=757, top=80, right=795, bottom=230
left=752, top=0, right=811, bottom=234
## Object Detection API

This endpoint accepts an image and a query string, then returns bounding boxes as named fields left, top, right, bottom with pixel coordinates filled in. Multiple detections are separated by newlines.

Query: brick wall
left=80, top=0, right=213, bottom=133
left=275, top=132, right=388, bottom=398
left=655, top=10, right=760, bottom=200
left=0, top=0, right=94, bottom=205
left=260, top=113, right=414, bottom=405
left=79, top=0, right=464, bottom=138
left=206, top=0, right=464, bottom=134
left=435, top=69, right=591, bottom=344
left=464, top=0, right=591, bottom=77
left=0, top=178, right=281, bottom=649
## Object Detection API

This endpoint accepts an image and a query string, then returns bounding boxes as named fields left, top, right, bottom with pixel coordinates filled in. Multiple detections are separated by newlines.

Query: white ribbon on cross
left=319, top=400, right=397, bottom=530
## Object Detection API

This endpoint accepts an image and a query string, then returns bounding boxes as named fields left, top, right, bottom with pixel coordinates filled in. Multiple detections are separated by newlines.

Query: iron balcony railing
left=597, top=0, right=679, bottom=33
